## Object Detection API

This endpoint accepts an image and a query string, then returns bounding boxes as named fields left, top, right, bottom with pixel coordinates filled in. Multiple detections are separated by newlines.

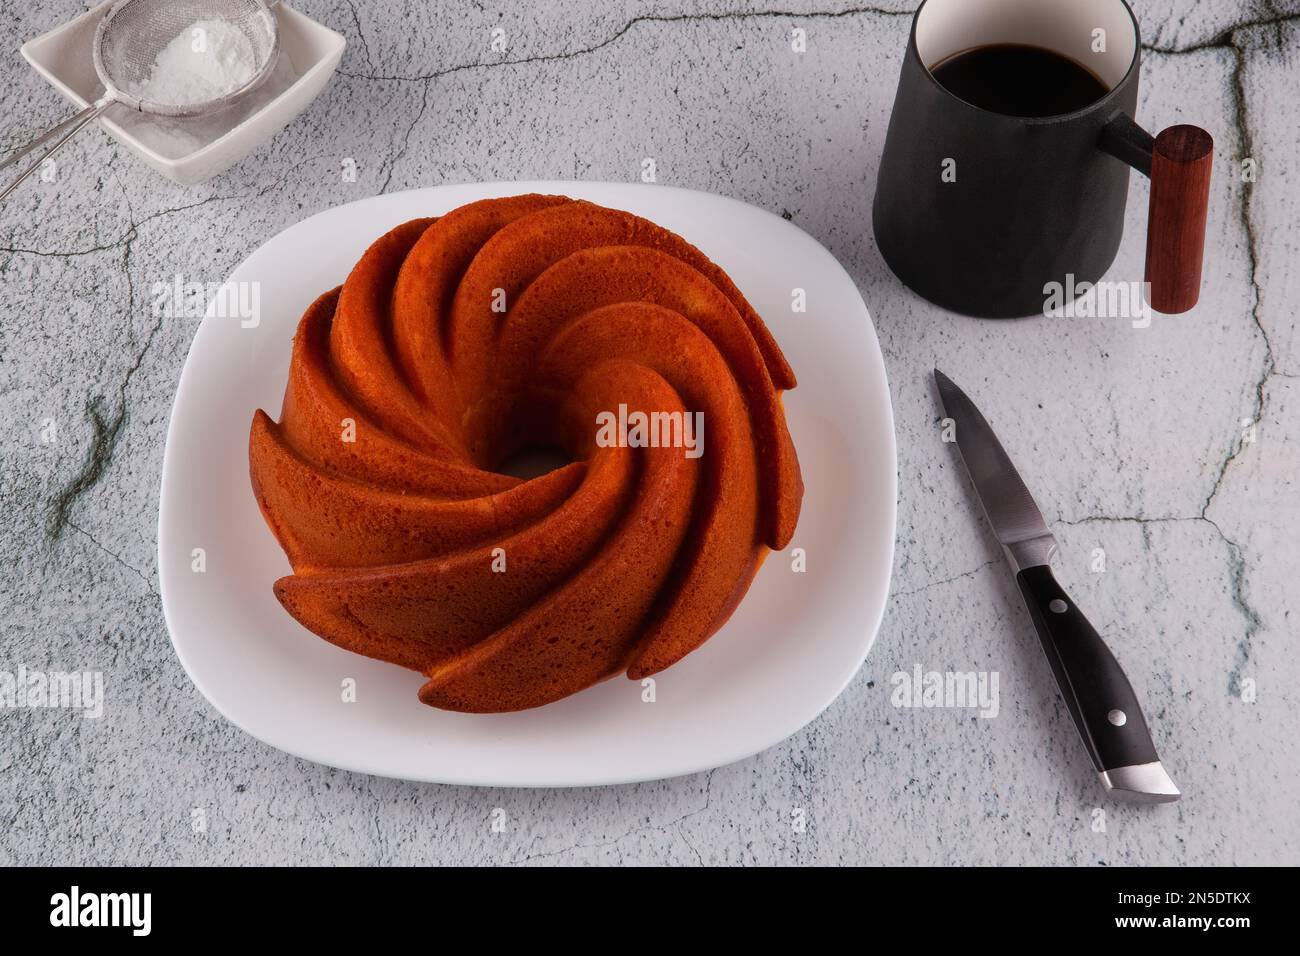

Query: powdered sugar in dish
left=125, top=19, right=257, bottom=107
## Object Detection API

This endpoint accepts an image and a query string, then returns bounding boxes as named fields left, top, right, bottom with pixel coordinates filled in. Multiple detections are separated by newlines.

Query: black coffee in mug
left=930, top=44, right=1109, bottom=117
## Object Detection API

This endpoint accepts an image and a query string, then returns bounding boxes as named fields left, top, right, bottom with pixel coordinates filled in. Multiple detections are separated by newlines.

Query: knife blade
left=934, top=369, right=1179, bottom=804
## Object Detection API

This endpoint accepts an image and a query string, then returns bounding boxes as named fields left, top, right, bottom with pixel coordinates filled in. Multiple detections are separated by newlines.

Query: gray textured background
left=2, top=0, right=1297, bottom=865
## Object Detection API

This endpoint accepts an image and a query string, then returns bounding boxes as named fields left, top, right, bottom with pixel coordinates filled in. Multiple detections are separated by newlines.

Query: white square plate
left=158, top=181, right=896, bottom=786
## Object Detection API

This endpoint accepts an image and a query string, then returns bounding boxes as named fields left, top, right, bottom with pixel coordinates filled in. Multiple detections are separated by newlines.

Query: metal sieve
left=2, top=0, right=279, bottom=200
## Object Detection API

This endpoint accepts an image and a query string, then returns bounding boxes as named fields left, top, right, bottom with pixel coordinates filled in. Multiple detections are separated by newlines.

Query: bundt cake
left=249, top=194, right=803, bottom=712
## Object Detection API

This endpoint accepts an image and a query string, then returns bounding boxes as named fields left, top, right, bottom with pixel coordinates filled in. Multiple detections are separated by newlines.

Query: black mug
left=873, top=0, right=1213, bottom=318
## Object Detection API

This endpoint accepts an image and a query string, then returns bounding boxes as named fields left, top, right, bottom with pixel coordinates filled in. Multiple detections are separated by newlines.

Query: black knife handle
left=1015, top=565, right=1160, bottom=773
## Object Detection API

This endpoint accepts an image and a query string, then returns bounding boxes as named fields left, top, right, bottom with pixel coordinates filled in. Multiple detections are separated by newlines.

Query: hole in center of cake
left=496, top=444, right=573, bottom=480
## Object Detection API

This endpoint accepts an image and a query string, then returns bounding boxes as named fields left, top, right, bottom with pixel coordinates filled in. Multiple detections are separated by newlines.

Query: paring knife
left=934, top=369, right=1179, bottom=804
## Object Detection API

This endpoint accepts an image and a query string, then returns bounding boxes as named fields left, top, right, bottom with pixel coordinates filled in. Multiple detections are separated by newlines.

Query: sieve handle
left=0, top=96, right=113, bottom=202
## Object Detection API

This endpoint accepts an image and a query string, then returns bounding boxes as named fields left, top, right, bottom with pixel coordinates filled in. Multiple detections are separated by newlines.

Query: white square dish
left=157, top=182, right=898, bottom=787
left=20, top=1, right=345, bottom=185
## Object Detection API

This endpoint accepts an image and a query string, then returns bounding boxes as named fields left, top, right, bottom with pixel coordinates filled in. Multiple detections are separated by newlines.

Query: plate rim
left=157, top=180, right=897, bottom=787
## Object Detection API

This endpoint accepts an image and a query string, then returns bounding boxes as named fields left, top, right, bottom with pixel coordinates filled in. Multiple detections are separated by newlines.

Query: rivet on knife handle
left=1015, top=565, right=1179, bottom=804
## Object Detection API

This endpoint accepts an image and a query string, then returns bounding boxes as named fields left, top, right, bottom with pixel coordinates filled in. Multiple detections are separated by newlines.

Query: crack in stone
left=676, top=821, right=705, bottom=865
left=346, top=0, right=375, bottom=73
left=45, top=215, right=162, bottom=543
left=1182, top=25, right=1278, bottom=691
left=65, top=518, right=156, bottom=596
left=336, top=6, right=913, bottom=83
left=2, top=163, right=319, bottom=263
left=1197, top=33, right=1275, bottom=521
left=1142, top=10, right=1300, bottom=55
left=379, top=79, right=433, bottom=194
left=1059, top=514, right=1260, bottom=696
left=1, top=194, right=238, bottom=262
left=1058, top=515, right=1189, bottom=528
left=1117, top=17, right=1286, bottom=695
left=1204, top=516, right=1263, bottom=696
left=28, top=177, right=306, bottom=541
left=508, top=769, right=716, bottom=864
left=892, top=559, right=998, bottom=599
left=329, top=5, right=1300, bottom=87
left=0, top=239, right=125, bottom=259
left=254, top=155, right=320, bottom=197
left=46, top=396, right=126, bottom=543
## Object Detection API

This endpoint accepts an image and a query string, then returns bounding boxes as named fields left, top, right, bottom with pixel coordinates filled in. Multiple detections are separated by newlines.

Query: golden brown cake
left=249, top=195, right=802, bottom=712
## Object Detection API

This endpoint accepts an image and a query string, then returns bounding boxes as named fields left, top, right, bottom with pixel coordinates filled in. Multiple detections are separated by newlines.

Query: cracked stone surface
left=1, top=0, right=1297, bottom=865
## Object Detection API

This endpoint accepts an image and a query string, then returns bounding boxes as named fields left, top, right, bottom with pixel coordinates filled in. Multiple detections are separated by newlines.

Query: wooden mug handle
left=1145, top=125, right=1214, bottom=314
